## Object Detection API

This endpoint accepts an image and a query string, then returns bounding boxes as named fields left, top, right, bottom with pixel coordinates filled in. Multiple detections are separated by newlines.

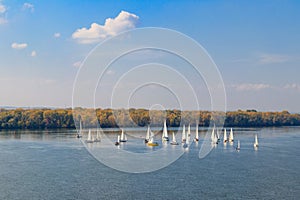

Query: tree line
left=0, top=108, right=299, bottom=130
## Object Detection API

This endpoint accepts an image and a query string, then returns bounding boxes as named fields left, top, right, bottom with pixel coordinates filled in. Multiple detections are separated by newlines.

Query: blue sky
left=0, top=0, right=300, bottom=112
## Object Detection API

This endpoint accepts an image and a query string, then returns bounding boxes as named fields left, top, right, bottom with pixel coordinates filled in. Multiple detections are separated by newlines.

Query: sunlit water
left=0, top=127, right=299, bottom=200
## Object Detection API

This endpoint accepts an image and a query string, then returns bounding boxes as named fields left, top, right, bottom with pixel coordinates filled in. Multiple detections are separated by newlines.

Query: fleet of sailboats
left=79, top=120, right=257, bottom=151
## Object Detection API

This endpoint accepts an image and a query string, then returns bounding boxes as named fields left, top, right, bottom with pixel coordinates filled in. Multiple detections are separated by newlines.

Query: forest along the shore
left=0, top=108, right=299, bottom=130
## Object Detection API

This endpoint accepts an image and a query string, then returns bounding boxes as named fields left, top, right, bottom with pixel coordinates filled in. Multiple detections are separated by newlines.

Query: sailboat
left=211, top=127, right=218, bottom=144
left=194, top=123, right=199, bottom=142
left=216, top=128, right=220, bottom=142
left=76, top=119, right=82, bottom=138
left=187, top=124, right=191, bottom=138
left=181, top=125, right=186, bottom=143
left=229, top=128, right=234, bottom=142
left=115, top=135, right=120, bottom=146
left=170, top=132, right=179, bottom=145
left=223, top=128, right=228, bottom=143
left=236, top=140, right=240, bottom=151
left=145, top=125, right=150, bottom=143
left=94, top=129, right=101, bottom=142
left=253, top=134, right=259, bottom=147
left=162, top=120, right=169, bottom=141
left=147, top=130, right=159, bottom=146
left=119, top=129, right=127, bottom=142
left=185, top=126, right=191, bottom=148
left=86, top=129, right=94, bottom=143
left=211, top=127, right=215, bottom=142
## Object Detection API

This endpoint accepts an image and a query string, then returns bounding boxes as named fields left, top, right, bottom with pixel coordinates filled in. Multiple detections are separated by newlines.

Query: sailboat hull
left=147, top=142, right=159, bottom=146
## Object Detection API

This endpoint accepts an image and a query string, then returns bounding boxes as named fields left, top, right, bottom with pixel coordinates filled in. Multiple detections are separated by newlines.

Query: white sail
left=94, top=129, right=101, bottom=142
left=88, top=129, right=92, bottom=140
left=254, top=134, right=259, bottom=147
left=149, top=135, right=153, bottom=143
left=86, top=129, right=93, bottom=142
left=186, top=133, right=190, bottom=145
left=121, top=129, right=124, bottom=140
left=223, top=129, right=227, bottom=142
left=216, top=128, right=220, bottom=140
left=164, top=120, right=168, bottom=137
left=162, top=120, right=169, bottom=141
left=229, top=128, right=234, bottom=142
left=146, top=126, right=150, bottom=140
left=97, top=129, right=100, bottom=139
left=211, top=127, right=215, bottom=141
left=187, top=124, right=191, bottom=137
left=195, top=123, right=199, bottom=140
left=148, top=130, right=158, bottom=146
left=79, top=119, right=82, bottom=134
left=182, top=125, right=186, bottom=142
left=120, top=129, right=127, bottom=142
left=117, top=135, right=120, bottom=143
left=237, top=140, right=240, bottom=150
left=172, top=132, right=177, bottom=143
left=76, top=119, right=83, bottom=138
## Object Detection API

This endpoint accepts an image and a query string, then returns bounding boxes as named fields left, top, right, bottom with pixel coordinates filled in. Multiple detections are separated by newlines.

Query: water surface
left=0, top=127, right=299, bottom=199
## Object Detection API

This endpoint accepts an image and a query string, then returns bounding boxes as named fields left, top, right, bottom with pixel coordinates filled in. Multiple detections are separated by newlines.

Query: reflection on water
left=0, top=127, right=299, bottom=199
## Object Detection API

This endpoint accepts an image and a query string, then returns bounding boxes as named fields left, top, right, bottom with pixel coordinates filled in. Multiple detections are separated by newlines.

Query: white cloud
left=54, top=32, right=61, bottom=38
left=31, top=50, right=36, bottom=57
left=0, top=4, right=6, bottom=13
left=72, top=10, right=139, bottom=44
left=11, top=42, right=28, bottom=50
left=0, top=3, right=7, bottom=24
left=23, top=3, right=34, bottom=12
left=284, top=83, right=300, bottom=91
left=258, top=54, right=291, bottom=64
left=73, top=61, right=82, bottom=68
left=231, top=83, right=271, bottom=91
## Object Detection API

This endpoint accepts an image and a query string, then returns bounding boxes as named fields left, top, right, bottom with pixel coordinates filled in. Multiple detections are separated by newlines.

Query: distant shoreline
left=0, top=108, right=299, bottom=130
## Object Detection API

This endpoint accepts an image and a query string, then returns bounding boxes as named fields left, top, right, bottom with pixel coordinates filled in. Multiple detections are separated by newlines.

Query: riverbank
left=0, top=108, right=299, bottom=130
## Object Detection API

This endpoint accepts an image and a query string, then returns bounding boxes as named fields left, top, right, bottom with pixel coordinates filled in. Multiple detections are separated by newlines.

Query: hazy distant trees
left=0, top=108, right=299, bottom=130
